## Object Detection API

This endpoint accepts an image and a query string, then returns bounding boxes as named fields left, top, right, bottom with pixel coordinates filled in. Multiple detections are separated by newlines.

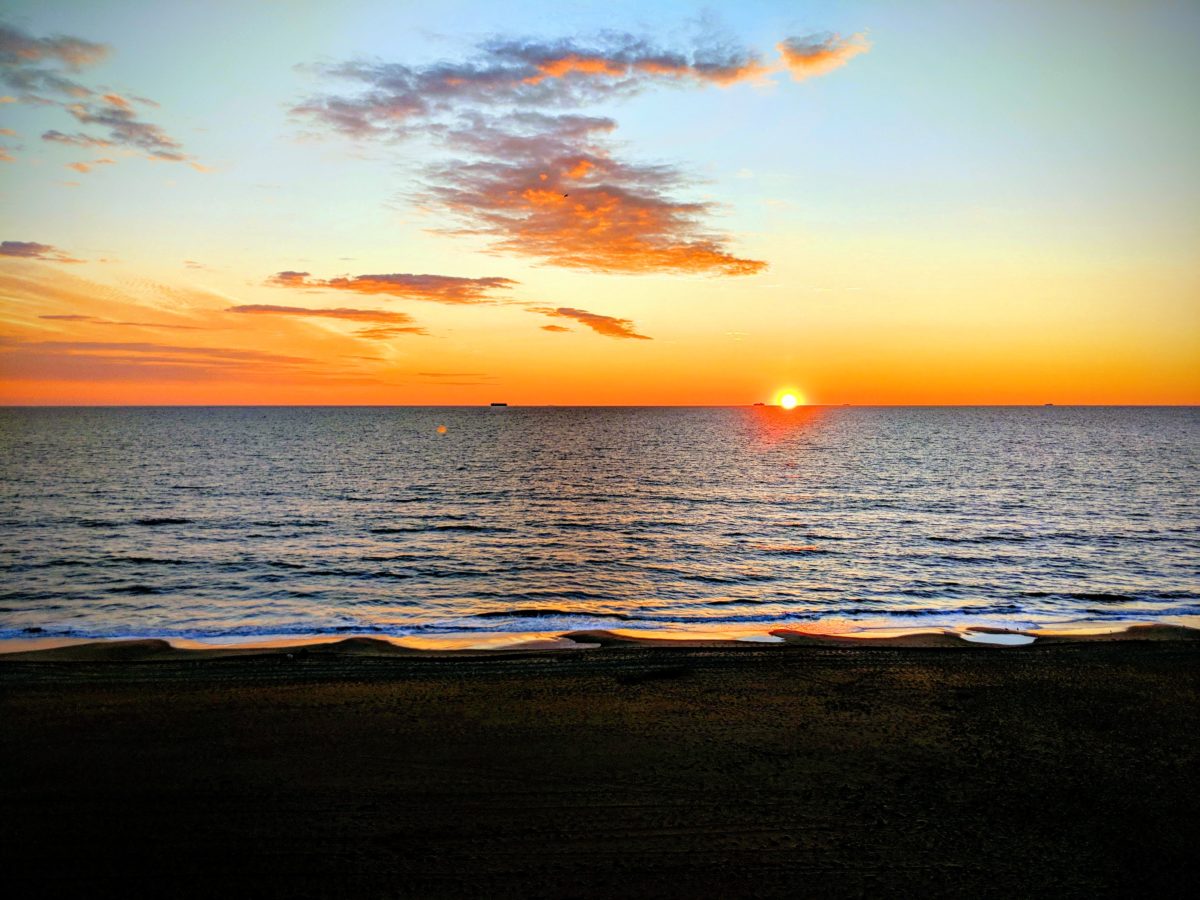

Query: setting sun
left=773, top=389, right=804, bottom=409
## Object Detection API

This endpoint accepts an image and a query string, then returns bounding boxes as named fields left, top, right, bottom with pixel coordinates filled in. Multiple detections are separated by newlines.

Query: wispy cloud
left=267, top=270, right=516, bottom=304
left=0, top=337, right=313, bottom=382
left=66, top=156, right=114, bottom=173
left=1, top=240, right=83, bottom=263
left=41, top=129, right=112, bottom=148
left=38, top=313, right=206, bottom=330
left=533, top=305, right=651, bottom=340
left=1, top=22, right=195, bottom=165
left=62, top=95, right=187, bottom=162
left=294, top=28, right=867, bottom=276
left=0, top=267, right=404, bottom=385
left=227, top=303, right=427, bottom=337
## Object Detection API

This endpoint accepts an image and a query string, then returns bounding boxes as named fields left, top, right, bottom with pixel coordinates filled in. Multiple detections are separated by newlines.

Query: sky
left=1, top=0, right=1197, bottom=405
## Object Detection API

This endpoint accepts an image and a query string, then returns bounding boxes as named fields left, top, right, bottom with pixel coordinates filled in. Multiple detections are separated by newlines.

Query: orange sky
left=2, top=4, right=1197, bottom=405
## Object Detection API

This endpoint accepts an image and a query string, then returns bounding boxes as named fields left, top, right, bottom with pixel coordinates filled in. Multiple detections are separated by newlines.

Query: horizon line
left=2, top=403, right=1197, bottom=410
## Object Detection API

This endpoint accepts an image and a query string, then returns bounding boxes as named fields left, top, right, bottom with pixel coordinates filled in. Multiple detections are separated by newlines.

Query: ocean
left=1, top=406, right=1197, bottom=645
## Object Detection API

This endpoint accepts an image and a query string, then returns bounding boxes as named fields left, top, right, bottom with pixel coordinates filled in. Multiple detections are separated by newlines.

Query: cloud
left=533, top=306, right=651, bottom=340
left=228, top=304, right=415, bottom=322
left=227, top=303, right=426, bottom=336
left=541, top=324, right=571, bottom=332
left=297, top=33, right=799, bottom=139
left=64, top=96, right=185, bottom=161
left=267, top=270, right=516, bottom=304
left=1, top=22, right=194, bottom=165
left=295, top=28, right=867, bottom=276
left=66, top=156, right=114, bottom=173
left=426, top=113, right=764, bottom=275
left=0, top=24, right=107, bottom=71
left=38, top=313, right=206, bottom=330
left=0, top=22, right=106, bottom=99
left=352, top=325, right=426, bottom=340
left=0, top=337, right=314, bottom=382
left=41, top=129, right=113, bottom=148
left=0, top=240, right=83, bottom=263
left=777, top=33, right=870, bottom=80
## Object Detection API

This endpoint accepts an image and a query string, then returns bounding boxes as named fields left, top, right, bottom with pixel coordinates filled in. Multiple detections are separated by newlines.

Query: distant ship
left=489, top=402, right=508, bottom=407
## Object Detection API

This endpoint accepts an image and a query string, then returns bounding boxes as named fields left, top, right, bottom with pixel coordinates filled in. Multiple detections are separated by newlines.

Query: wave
left=470, top=608, right=635, bottom=621
left=368, top=523, right=510, bottom=534
left=758, top=545, right=832, bottom=555
left=1021, top=591, right=1139, bottom=603
left=928, top=533, right=1036, bottom=544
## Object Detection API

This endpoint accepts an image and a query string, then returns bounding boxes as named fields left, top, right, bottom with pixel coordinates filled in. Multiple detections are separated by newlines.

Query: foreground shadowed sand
left=3, top=638, right=1199, bottom=898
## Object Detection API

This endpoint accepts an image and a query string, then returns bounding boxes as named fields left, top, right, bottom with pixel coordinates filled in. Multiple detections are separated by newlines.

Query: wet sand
left=2, top=635, right=1198, bottom=898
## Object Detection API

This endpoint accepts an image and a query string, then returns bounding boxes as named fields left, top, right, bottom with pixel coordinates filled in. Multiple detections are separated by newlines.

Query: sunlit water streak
left=1, top=406, right=1197, bottom=641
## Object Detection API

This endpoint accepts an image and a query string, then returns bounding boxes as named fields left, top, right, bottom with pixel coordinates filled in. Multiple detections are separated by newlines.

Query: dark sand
left=2, top=634, right=1199, bottom=898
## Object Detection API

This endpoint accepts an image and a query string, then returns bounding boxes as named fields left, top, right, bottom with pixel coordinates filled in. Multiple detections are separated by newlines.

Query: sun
left=772, top=388, right=805, bottom=409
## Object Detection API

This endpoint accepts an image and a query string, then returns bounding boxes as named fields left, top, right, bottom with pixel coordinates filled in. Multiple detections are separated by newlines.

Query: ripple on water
left=0, top=406, right=1197, bottom=640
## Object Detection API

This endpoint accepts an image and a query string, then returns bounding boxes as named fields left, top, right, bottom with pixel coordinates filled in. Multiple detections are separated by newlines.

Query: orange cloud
left=39, top=313, right=205, bottom=330
left=65, top=157, right=114, bottom=173
left=432, top=116, right=765, bottom=275
left=533, top=306, right=651, bottom=340
left=353, top=325, right=427, bottom=340
left=267, top=270, right=517, bottom=304
left=227, top=304, right=427, bottom=336
left=534, top=54, right=627, bottom=79
left=777, top=33, right=871, bottom=80
left=295, top=27, right=874, bottom=276
left=0, top=337, right=314, bottom=383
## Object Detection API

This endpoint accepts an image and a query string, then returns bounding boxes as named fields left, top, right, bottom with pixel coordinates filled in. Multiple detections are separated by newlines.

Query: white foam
left=959, top=632, right=1037, bottom=646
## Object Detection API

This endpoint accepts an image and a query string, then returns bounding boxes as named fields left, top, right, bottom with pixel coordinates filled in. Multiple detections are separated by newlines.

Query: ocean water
left=1, top=406, right=1198, bottom=643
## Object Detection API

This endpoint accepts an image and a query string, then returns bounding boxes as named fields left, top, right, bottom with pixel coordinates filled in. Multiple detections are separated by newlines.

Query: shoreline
left=2, top=620, right=1197, bottom=660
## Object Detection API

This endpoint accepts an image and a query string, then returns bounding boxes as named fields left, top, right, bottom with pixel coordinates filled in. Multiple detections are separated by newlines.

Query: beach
left=3, top=632, right=1198, bottom=898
